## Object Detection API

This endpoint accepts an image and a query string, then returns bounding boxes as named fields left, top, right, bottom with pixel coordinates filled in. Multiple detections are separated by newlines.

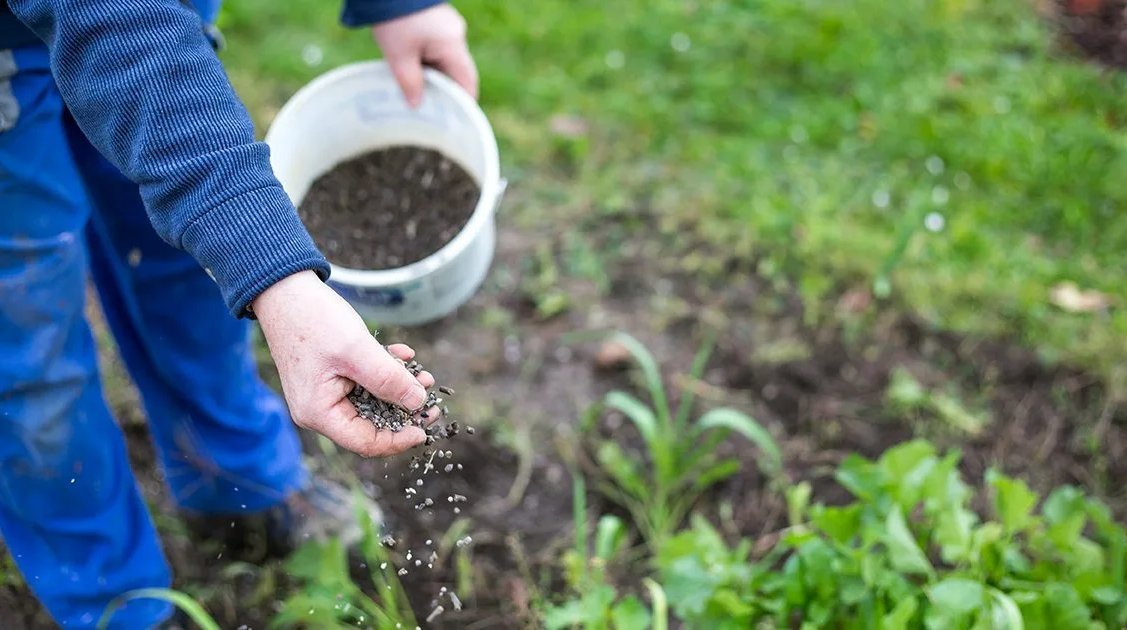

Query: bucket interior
left=267, top=63, right=489, bottom=207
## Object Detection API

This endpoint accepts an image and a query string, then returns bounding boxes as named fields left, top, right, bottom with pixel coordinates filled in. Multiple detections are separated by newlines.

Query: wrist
left=250, top=270, right=323, bottom=319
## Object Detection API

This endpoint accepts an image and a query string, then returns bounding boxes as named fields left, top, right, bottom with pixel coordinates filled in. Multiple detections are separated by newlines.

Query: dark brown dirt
left=298, top=146, right=480, bottom=270
left=1053, top=0, right=1127, bottom=68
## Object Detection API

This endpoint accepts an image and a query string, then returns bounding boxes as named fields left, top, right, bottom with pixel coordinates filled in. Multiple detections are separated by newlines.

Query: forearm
left=9, top=0, right=329, bottom=317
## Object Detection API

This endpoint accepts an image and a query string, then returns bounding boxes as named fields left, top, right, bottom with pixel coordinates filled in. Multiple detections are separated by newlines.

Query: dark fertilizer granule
left=346, top=332, right=473, bottom=448
left=298, top=146, right=480, bottom=270
left=347, top=355, right=437, bottom=432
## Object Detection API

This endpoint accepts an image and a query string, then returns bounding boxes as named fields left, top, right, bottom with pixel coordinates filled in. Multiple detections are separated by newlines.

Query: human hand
left=372, top=3, right=478, bottom=107
left=251, top=271, right=436, bottom=456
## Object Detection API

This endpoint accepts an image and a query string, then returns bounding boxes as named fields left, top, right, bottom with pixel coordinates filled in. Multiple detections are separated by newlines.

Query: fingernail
left=400, top=385, right=426, bottom=410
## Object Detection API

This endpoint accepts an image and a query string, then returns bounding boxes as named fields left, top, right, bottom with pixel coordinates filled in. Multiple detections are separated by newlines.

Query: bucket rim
left=265, top=59, right=502, bottom=289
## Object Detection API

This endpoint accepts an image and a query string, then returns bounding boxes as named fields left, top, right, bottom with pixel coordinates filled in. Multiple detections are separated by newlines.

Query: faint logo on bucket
left=332, top=282, right=406, bottom=307
left=352, top=91, right=449, bottom=129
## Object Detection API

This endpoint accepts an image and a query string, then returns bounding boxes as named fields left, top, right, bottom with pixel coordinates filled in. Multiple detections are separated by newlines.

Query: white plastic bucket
left=265, top=60, right=505, bottom=326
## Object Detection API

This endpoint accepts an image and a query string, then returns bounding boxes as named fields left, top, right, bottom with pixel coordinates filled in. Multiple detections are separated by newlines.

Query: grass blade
left=698, top=408, right=783, bottom=482
left=643, top=578, right=669, bottom=630
left=690, top=457, right=741, bottom=494
left=594, top=514, right=627, bottom=562
left=573, top=472, right=588, bottom=568
left=595, top=441, right=649, bottom=499
left=673, top=333, right=716, bottom=429
left=98, top=588, right=220, bottom=630
left=609, top=332, right=671, bottom=424
left=604, top=391, right=659, bottom=447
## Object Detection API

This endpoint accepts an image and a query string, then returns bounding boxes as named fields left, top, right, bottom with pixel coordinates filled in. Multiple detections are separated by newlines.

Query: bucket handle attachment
left=491, top=178, right=509, bottom=214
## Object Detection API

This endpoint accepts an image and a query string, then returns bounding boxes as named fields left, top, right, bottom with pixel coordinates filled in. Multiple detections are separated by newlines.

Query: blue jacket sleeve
left=341, top=0, right=445, bottom=27
left=8, top=0, right=331, bottom=318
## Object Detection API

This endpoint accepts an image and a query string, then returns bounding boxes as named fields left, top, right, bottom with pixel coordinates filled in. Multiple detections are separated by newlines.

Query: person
left=0, top=0, right=478, bottom=627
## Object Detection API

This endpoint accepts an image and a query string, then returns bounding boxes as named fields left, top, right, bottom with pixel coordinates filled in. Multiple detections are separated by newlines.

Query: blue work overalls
left=0, top=12, right=307, bottom=629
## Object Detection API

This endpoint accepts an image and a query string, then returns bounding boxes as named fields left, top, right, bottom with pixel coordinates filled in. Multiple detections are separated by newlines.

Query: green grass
left=218, top=0, right=1127, bottom=392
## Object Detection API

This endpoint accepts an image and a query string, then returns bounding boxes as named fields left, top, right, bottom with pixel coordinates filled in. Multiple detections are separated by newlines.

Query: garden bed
left=1, top=209, right=1115, bottom=629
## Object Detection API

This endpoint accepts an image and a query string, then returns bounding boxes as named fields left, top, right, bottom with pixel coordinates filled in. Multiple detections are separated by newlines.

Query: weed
left=271, top=490, right=415, bottom=629
left=542, top=473, right=662, bottom=629
left=585, top=332, right=783, bottom=546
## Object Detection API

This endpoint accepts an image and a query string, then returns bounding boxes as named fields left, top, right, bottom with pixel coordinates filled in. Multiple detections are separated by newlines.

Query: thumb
left=387, top=54, right=425, bottom=109
left=347, top=338, right=428, bottom=410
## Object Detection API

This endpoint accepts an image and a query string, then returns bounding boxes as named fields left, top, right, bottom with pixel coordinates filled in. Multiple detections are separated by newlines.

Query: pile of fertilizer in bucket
left=297, top=146, right=480, bottom=270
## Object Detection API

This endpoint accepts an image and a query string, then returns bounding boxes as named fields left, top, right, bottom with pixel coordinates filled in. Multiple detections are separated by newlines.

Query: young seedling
left=586, top=332, right=784, bottom=547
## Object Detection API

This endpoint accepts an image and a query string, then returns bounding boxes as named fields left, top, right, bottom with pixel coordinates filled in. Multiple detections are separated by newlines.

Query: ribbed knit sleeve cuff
left=340, top=0, right=445, bottom=27
left=180, top=185, right=331, bottom=318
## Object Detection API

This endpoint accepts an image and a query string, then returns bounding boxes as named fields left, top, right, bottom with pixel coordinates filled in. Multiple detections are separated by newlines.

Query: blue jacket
left=2, top=0, right=442, bottom=317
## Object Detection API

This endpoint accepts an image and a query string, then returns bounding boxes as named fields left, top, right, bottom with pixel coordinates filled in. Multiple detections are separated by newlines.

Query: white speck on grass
left=872, top=189, right=890, bottom=209
left=671, top=32, right=691, bottom=52
left=954, top=172, right=972, bottom=190
left=605, top=50, right=625, bottom=69
left=925, top=212, right=946, bottom=233
left=931, top=186, right=949, bottom=205
left=302, top=44, right=324, bottom=67
left=926, top=155, right=945, bottom=175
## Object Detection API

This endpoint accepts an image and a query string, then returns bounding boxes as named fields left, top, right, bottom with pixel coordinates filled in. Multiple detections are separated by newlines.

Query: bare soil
left=1053, top=0, right=1127, bottom=68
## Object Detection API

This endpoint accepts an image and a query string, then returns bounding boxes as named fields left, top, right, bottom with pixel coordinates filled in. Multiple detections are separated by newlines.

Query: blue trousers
left=0, top=45, right=307, bottom=628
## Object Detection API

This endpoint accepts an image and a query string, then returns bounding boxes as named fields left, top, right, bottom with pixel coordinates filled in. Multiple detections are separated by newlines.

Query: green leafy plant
left=586, top=332, right=783, bottom=546
left=655, top=440, right=1127, bottom=629
left=271, top=491, right=416, bottom=629
left=543, top=473, right=666, bottom=629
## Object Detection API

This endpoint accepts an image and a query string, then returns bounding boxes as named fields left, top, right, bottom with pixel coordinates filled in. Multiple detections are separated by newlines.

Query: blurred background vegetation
left=222, top=0, right=1127, bottom=394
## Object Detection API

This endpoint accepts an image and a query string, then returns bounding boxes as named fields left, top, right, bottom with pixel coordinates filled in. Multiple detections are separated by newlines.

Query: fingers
left=428, top=41, right=479, bottom=99
left=347, top=338, right=427, bottom=410
left=314, top=405, right=428, bottom=457
left=384, top=344, right=434, bottom=388
left=416, top=370, right=435, bottom=389
left=386, top=343, right=415, bottom=362
left=387, top=54, right=426, bottom=109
